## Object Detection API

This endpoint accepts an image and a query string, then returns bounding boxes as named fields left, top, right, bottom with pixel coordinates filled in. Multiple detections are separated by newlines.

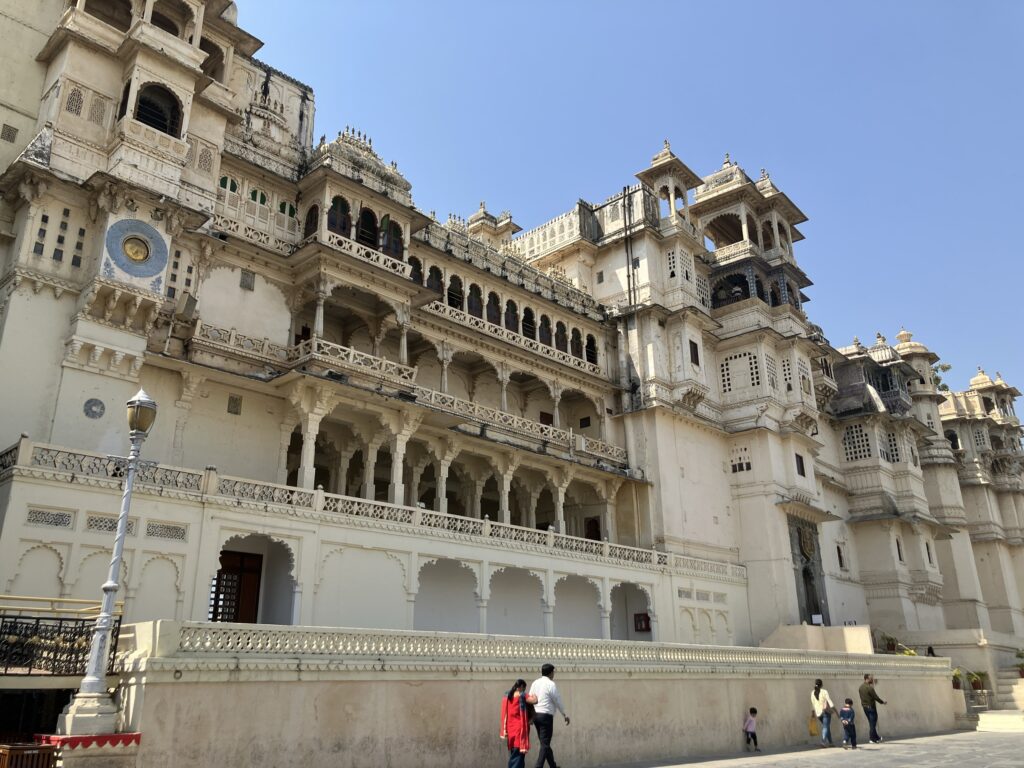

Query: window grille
left=842, top=424, right=872, bottom=461
left=666, top=250, right=677, bottom=279
left=696, top=275, right=711, bottom=307
left=730, top=446, right=752, bottom=473
left=886, top=432, right=901, bottom=463
left=0, top=123, right=17, bottom=143
left=227, top=394, right=243, bottom=415
left=86, top=514, right=137, bottom=536
left=973, top=429, right=987, bottom=449
left=239, top=269, right=255, bottom=291
left=88, top=95, right=107, bottom=126
left=766, top=355, right=778, bottom=391
left=65, top=87, right=84, bottom=116
left=27, top=509, right=72, bottom=528
left=782, top=358, right=792, bottom=385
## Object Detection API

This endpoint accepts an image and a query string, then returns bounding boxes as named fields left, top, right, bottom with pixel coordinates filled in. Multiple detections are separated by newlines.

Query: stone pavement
left=601, top=731, right=1024, bottom=768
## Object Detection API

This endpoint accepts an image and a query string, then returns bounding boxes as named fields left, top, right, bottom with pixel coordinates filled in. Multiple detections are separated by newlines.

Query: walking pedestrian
left=500, top=679, right=531, bottom=768
left=742, top=707, right=760, bottom=752
left=810, top=678, right=836, bottom=747
left=839, top=698, right=857, bottom=749
left=529, top=663, right=569, bottom=768
left=859, top=673, right=886, bottom=743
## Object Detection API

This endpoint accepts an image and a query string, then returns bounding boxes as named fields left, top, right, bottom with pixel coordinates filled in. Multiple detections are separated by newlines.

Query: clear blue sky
left=238, top=1, right=1024, bottom=391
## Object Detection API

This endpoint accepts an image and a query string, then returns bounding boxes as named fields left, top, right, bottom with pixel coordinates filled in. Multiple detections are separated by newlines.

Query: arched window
left=711, top=274, right=750, bottom=309
left=381, top=218, right=403, bottom=258
left=302, top=205, right=319, bottom=238
left=945, top=430, right=960, bottom=451
left=408, top=256, right=423, bottom=284
left=447, top=275, right=464, bottom=310
left=150, top=11, right=179, bottom=36
left=467, top=284, right=483, bottom=318
left=504, top=300, right=519, bottom=332
left=199, top=38, right=225, bottom=82
left=279, top=201, right=297, bottom=218
left=585, top=334, right=598, bottom=364
left=522, top=308, right=536, bottom=340
left=327, top=196, right=351, bottom=237
left=570, top=328, right=583, bottom=359
left=486, top=292, right=501, bottom=325
left=134, top=84, right=182, bottom=137
left=249, top=188, right=268, bottom=206
left=355, top=208, right=378, bottom=248
left=427, top=266, right=443, bottom=293
left=539, top=315, right=552, bottom=346
left=555, top=322, right=568, bottom=352
left=84, top=0, right=133, bottom=32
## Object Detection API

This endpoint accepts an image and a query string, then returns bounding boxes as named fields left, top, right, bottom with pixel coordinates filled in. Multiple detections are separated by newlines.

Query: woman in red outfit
left=500, top=679, right=532, bottom=768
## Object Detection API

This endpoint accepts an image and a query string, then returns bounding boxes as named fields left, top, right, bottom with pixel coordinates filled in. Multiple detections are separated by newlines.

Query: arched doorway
left=609, top=582, right=652, bottom=641
left=209, top=534, right=295, bottom=624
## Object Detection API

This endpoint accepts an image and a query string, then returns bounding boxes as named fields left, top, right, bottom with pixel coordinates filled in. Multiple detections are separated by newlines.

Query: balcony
left=707, top=240, right=761, bottom=266
left=1, top=438, right=721, bottom=578
left=188, top=322, right=627, bottom=466
left=880, top=388, right=914, bottom=415
left=422, top=301, right=603, bottom=377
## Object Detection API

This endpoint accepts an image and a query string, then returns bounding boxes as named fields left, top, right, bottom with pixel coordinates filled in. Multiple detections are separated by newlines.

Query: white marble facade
left=0, top=2, right=1021, bottom=677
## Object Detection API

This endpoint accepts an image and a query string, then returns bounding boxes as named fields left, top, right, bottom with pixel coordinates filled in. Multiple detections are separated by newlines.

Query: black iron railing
left=0, top=616, right=120, bottom=676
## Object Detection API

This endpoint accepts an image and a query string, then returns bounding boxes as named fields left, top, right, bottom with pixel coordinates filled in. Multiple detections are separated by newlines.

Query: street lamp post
left=58, top=389, right=157, bottom=736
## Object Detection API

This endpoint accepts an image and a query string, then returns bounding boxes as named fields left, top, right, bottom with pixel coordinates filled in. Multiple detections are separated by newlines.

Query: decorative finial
left=760, top=167, right=769, bottom=180
left=978, top=366, right=984, bottom=373
left=723, top=152, right=731, bottom=168
left=875, top=332, right=886, bottom=344
left=663, top=138, right=670, bottom=150
left=896, top=327, right=912, bottom=344
left=852, top=336, right=860, bottom=346
left=479, top=200, right=486, bottom=210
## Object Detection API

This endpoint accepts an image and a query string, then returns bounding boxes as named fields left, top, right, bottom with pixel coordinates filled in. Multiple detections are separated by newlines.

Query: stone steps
left=993, top=667, right=1024, bottom=710
left=976, top=710, right=1024, bottom=733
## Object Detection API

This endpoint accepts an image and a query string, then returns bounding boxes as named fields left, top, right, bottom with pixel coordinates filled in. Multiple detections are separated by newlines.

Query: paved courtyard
left=604, top=731, right=1023, bottom=768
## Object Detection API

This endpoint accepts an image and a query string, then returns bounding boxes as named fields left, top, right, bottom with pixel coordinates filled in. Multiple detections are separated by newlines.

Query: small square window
left=186, top=265, right=194, bottom=274
left=689, top=340, right=700, bottom=366
left=632, top=257, right=640, bottom=269
left=52, top=249, right=63, bottom=262
left=579, top=416, right=591, bottom=429
left=240, top=269, right=255, bottom=291
left=795, top=453, right=806, bottom=477
left=184, top=278, right=192, bottom=287
left=32, top=242, right=44, bottom=255
left=227, top=394, right=243, bottom=415
left=172, top=260, right=179, bottom=269
left=71, top=254, right=81, bottom=268
left=170, top=274, right=177, bottom=283
left=62, top=208, right=70, bottom=217
left=57, top=235, right=65, bottom=245
left=596, top=271, right=604, bottom=284
left=166, top=286, right=177, bottom=299
left=38, top=228, right=46, bottom=238
left=539, top=411, right=554, bottom=426
left=40, top=214, right=49, bottom=224
left=59, top=221, right=68, bottom=231
left=78, top=228, right=86, bottom=237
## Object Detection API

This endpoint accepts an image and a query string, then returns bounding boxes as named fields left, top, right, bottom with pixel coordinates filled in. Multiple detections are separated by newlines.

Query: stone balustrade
left=162, top=622, right=950, bottom=677
left=709, top=240, right=761, bottom=265
left=322, top=231, right=412, bottom=278
left=423, top=301, right=603, bottom=376
left=191, top=321, right=625, bottom=464
left=292, top=337, right=418, bottom=382
left=211, top=213, right=294, bottom=256
left=3, top=437, right=721, bottom=579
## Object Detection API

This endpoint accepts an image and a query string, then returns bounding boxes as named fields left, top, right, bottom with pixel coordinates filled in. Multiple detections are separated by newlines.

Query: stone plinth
left=37, top=734, right=140, bottom=768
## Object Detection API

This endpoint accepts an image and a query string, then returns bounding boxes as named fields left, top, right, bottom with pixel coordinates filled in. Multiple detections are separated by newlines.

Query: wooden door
left=210, top=551, right=263, bottom=623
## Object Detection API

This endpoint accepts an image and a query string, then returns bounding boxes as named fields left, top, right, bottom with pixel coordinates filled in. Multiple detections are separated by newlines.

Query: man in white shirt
left=528, top=663, right=569, bottom=768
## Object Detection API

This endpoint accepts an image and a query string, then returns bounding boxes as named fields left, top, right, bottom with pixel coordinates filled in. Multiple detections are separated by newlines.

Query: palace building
left=0, top=0, right=1021, bottom=682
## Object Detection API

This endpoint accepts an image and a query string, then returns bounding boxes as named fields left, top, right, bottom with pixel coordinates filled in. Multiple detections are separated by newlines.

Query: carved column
left=603, top=499, right=618, bottom=544
left=498, top=471, right=513, bottom=525
left=277, top=423, right=294, bottom=484
left=297, top=413, right=322, bottom=489
left=477, top=599, right=488, bottom=634
left=472, top=479, right=486, bottom=519
left=362, top=440, right=381, bottom=500
left=528, top=488, right=540, bottom=529
left=388, top=433, right=408, bottom=505
left=398, top=323, right=409, bottom=366
left=435, top=459, right=451, bottom=514
left=313, top=289, right=327, bottom=338
left=554, top=484, right=566, bottom=532
left=439, top=343, right=453, bottom=394
left=335, top=447, right=356, bottom=496
left=601, top=577, right=613, bottom=639
left=551, top=383, right=563, bottom=429
left=498, top=364, right=511, bottom=412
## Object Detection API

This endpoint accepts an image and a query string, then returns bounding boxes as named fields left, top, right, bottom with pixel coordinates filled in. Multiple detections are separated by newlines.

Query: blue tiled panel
left=104, top=219, right=169, bottom=279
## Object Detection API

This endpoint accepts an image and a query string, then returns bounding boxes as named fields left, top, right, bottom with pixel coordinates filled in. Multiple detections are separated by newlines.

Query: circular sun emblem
left=122, top=236, right=151, bottom=263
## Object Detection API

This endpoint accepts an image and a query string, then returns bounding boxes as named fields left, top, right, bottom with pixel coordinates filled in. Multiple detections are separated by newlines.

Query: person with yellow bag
left=810, top=678, right=837, bottom=747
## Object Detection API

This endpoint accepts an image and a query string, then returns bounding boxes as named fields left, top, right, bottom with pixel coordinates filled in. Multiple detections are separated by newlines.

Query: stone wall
left=116, top=621, right=957, bottom=768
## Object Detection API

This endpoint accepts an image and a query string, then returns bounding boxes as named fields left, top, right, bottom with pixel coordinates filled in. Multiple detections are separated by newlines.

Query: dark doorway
left=584, top=516, right=601, bottom=541
left=0, top=689, right=74, bottom=742
left=210, top=551, right=263, bottom=623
